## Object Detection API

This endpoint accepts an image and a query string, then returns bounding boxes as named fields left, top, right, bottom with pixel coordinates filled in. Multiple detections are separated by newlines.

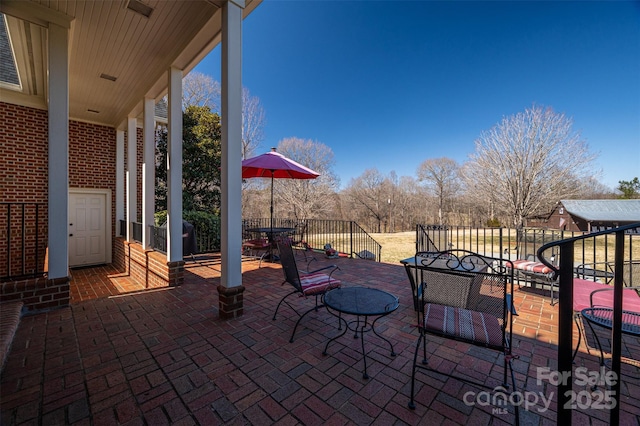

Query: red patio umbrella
left=242, top=148, right=320, bottom=234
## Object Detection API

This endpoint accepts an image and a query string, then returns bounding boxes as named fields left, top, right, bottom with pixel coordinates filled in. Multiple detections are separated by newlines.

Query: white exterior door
left=69, top=190, right=110, bottom=267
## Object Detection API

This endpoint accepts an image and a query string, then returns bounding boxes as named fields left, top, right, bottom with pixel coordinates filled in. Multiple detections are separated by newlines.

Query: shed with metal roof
left=535, top=199, right=640, bottom=232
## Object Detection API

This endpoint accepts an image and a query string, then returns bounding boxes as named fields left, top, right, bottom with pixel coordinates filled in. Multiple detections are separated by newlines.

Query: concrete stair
left=0, top=300, right=24, bottom=373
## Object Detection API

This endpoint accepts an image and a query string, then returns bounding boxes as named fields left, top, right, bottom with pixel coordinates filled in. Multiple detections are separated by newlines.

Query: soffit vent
left=126, top=0, right=154, bottom=18
left=100, top=73, right=117, bottom=82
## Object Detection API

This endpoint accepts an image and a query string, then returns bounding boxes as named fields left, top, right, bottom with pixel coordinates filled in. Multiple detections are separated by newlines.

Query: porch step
left=0, top=300, right=24, bottom=373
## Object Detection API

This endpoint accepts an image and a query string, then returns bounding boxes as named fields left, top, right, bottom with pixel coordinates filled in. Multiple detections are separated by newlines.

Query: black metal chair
left=573, top=277, right=640, bottom=367
left=274, top=237, right=341, bottom=343
left=241, top=230, right=270, bottom=267
left=404, top=250, right=520, bottom=424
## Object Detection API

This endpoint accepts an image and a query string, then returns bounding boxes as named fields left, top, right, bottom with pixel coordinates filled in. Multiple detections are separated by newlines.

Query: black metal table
left=580, top=307, right=640, bottom=366
left=575, top=265, right=615, bottom=284
left=322, top=287, right=399, bottom=379
left=246, top=226, right=295, bottom=240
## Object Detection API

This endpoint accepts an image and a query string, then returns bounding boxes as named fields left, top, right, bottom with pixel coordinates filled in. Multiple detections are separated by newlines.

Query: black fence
left=417, top=224, right=640, bottom=267
left=1, top=202, right=47, bottom=280
left=118, top=219, right=126, bottom=238
left=146, top=217, right=221, bottom=255
left=132, top=222, right=143, bottom=243
left=242, top=218, right=382, bottom=261
left=151, top=225, right=166, bottom=253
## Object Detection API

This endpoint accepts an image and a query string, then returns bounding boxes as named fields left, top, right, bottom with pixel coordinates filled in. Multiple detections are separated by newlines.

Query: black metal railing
left=118, top=219, right=126, bottom=237
left=243, top=218, right=382, bottom=261
left=1, top=202, right=47, bottom=280
left=149, top=216, right=221, bottom=255
left=537, top=222, right=640, bottom=425
left=132, top=222, right=143, bottom=242
left=151, top=225, right=167, bottom=253
left=415, top=224, right=640, bottom=267
left=416, top=224, right=446, bottom=252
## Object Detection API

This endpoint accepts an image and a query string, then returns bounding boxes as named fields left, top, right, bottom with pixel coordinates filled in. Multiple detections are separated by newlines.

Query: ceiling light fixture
left=126, top=0, right=154, bottom=18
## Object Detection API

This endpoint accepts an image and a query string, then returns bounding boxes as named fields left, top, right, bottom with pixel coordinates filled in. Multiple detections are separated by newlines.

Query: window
left=0, top=14, right=21, bottom=89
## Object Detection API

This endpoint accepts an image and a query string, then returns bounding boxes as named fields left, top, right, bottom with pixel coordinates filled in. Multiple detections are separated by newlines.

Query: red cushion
left=510, top=260, right=553, bottom=275
left=573, top=278, right=640, bottom=312
left=243, top=239, right=270, bottom=249
left=300, top=271, right=341, bottom=296
left=423, top=303, right=503, bottom=347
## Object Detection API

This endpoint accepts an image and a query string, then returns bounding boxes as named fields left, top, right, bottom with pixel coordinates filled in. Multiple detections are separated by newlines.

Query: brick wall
left=0, top=102, right=179, bottom=310
left=0, top=103, right=49, bottom=203
left=69, top=116, right=118, bottom=251
left=0, top=102, right=118, bottom=310
left=113, top=237, right=183, bottom=289
left=0, top=276, right=70, bottom=312
left=1, top=103, right=49, bottom=277
left=1, top=102, right=118, bottom=277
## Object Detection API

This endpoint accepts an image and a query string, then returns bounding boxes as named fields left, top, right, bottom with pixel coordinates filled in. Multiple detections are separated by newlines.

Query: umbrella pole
left=270, top=172, right=274, bottom=261
left=270, top=172, right=274, bottom=235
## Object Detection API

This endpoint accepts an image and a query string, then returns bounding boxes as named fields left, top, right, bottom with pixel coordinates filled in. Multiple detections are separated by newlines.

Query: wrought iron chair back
left=623, top=261, right=640, bottom=287
left=274, top=237, right=341, bottom=343
left=278, top=235, right=304, bottom=292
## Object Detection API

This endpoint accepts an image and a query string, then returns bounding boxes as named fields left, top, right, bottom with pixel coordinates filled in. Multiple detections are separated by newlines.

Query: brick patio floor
left=2, top=254, right=639, bottom=425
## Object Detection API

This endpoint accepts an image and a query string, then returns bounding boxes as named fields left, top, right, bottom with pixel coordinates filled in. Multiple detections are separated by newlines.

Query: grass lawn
left=369, top=232, right=416, bottom=264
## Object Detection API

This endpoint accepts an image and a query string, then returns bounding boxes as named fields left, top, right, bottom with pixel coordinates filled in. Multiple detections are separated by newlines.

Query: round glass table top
left=324, top=287, right=399, bottom=316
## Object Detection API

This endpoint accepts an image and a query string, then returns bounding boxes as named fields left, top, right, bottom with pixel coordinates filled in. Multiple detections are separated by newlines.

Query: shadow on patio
left=1, top=255, right=639, bottom=424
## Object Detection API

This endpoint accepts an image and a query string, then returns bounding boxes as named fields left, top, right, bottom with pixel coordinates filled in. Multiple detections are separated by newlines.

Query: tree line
left=155, top=73, right=638, bottom=233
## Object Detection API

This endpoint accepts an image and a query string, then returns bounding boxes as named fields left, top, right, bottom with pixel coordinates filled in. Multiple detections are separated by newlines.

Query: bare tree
left=274, top=138, right=339, bottom=220
left=344, top=169, right=388, bottom=232
left=416, top=157, right=460, bottom=226
left=241, top=88, right=265, bottom=160
left=464, top=105, right=597, bottom=230
left=577, top=177, right=616, bottom=199
left=182, top=71, right=220, bottom=111
left=181, top=72, right=265, bottom=160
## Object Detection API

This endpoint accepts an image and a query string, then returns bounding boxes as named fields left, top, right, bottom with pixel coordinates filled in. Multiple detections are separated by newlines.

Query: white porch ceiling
left=0, top=0, right=260, bottom=128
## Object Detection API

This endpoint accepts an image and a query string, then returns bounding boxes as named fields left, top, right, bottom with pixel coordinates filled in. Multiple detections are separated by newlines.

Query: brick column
left=217, top=285, right=245, bottom=319
left=167, top=261, right=184, bottom=287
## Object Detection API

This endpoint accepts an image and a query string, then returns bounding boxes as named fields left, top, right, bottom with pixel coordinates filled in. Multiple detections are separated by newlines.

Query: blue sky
left=195, top=0, right=640, bottom=190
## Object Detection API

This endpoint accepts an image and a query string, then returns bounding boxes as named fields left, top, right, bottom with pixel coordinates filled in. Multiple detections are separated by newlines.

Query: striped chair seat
left=511, top=260, right=553, bottom=275
left=243, top=238, right=270, bottom=249
left=423, top=303, right=503, bottom=348
left=300, top=271, right=341, bottom=296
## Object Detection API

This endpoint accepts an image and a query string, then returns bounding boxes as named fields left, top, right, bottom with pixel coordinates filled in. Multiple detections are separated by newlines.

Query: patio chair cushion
left=573, top=278, right=640, bottom=312
left=511, top=259, right=554, bottom=275
left=300, top=271, right=341, bottom=296
left=423, top=303, right=503, bottom=347
left=243, top=238, right=270, bottom=249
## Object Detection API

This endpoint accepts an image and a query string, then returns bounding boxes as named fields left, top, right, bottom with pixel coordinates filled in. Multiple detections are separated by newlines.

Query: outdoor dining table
left=246, top=226, right=295, bottom=241
left=245, top=226, right=295, bottom=261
